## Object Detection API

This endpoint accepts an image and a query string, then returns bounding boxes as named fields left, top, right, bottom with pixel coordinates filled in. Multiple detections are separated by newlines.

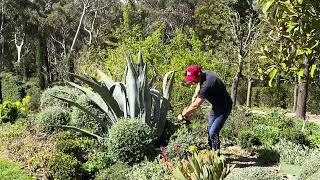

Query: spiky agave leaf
left=48, top=125, right=103, bottom=141
left=69, top=73, right=123, bottom=118
left=110, top=82, right=129, bottom=118
left=126, top=55, right=140, bottom=118
left=153, top=71, right=175, bottom=139
left=51, top=94, right=109, bottom=132
left=96, top=69, right=116, bottom=89
left=66, top=81, right=118, bottom=123
left=162, top=71, right=175, bottom=99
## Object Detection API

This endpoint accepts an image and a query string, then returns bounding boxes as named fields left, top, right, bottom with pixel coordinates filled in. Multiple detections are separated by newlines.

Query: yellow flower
left=14, top=101, right=22, bottom=108
left=188, top=145, right=197, bottom=154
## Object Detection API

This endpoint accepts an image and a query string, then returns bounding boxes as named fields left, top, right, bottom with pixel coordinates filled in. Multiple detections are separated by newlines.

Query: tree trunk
left=296, top=58, right=310, bottom=120
left=231, top=50, right=244, bottom=107
left=293, top=76, right=299, bottom=112
left=36, top=36, right=45, bottom=90
left=67, top=0, right=88, bottom=82
left=246, top=77, right=253, bottom=107
left=42, top=35, right=49, bottom=85
left=22, top=58, right=28, bottom=82
left=0, top=1, right=4, bottom=103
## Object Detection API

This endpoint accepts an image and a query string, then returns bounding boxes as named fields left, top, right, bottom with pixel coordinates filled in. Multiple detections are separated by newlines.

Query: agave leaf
left=173, top=163, right=188, bottom=180
left=66, top=81, right=118, bottom=123
left=189, top=158, right=201, bottom=179
left=110, top=82, right=129, bottom=118
left=51, top=95, right=109, bottom=132
left=139, top=64, right=152, bottom=125
left=162, top=71, right=175, bottom=99
left=138, top=50, right=144, bottom=75
left=70, top=73, right=122, bottom=118
left=48, top=125, right=103, bottom=141
left=126, top=56, right=139, bottom=118
left=150, top=89, right=161, bottom=126
left=96, top=69, right=115, bottom=89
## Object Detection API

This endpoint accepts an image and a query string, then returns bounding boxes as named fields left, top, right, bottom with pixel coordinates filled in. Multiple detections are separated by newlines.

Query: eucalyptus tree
left=229, top=0, right=260, bottom=107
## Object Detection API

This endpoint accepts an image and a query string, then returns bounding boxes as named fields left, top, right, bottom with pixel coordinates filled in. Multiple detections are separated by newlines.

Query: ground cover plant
left=0, top=0, right=320, bottom=179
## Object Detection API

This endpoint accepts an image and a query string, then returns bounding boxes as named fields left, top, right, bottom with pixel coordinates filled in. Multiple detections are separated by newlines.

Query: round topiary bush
left=48, top=152, right=82, bottom=180
left=107, top=118, right=153, bottom=164
left=38, top=106, right=71, bottom=133
left=40, top=86, right=81, bottom=110
left=71, top=94, right=106, bottom=134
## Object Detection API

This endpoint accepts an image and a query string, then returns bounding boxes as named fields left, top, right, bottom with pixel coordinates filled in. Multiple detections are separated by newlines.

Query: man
left=179, top=65, right=232, bottom=151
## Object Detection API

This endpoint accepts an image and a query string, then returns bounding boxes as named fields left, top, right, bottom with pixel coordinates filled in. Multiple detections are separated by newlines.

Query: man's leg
left=207, top=110, right=216, bottom=150
left=208, top=110, right=229, bottom=151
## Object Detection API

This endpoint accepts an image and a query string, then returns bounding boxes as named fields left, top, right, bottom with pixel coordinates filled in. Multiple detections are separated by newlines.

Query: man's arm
left=182, top=97, right=205, bottom=118
left=192, top=83, right=201, bottom=103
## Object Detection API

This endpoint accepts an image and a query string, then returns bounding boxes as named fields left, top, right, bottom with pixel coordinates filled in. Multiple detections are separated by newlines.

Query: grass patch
left=0, top=158, right=33, bottom=180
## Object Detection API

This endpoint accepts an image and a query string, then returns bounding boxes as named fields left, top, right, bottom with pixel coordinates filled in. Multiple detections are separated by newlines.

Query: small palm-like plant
left=53, top=51, right=175, bottom=140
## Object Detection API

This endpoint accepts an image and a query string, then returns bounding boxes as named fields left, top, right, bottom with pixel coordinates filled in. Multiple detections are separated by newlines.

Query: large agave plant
left=53, top=51, right=175, bottom=140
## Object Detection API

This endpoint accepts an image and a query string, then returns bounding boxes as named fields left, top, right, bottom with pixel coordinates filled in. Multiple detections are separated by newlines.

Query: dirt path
left=222, top=146, right=289, bottom=179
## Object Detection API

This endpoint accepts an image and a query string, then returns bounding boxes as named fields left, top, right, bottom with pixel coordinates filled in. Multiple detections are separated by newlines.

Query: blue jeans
left=208, top=108, right=231, bottom=150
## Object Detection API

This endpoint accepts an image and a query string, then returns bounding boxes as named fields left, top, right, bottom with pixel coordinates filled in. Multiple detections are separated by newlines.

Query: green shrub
left=129, top=160, right=171, bottom=180
left=71, top=94, right=105, bottom=134
left=167, top=125, right=207, bottom=159
left=221, top=127, right=234, bottom=143
left=107, top=118, right=153, bottom=164
left=25, top=82, right=42, bottom=111
left=94, top=163, right=129, bottom=180
left=224, top=107, right=255, bottom=140
left=50, top=131, right=95, bottom=160
left=0, top=101, right=19, bottom=124
left=83, top=150, right=111, bottom=175
left=226, top=167, right=285, bottom=180
left=307, top=134, right=320, bottom=149
left=299, top=151, right=320, bottom=180
left=272, top=140, right=310, bottom=165
left=254, top=124, right=279, bottom=146
left=255, top=147, right=280, bottom=165
left=48, top=152, right=83, bottom=180
left=40, top=86, right=80, bottom=110
left=279, top=129, right=310, bottom=146
left=237, top=130, right=261, bottom=149
left=38, top=106, right=71, bottom=133
left=1, top=72, right=25, bottom=102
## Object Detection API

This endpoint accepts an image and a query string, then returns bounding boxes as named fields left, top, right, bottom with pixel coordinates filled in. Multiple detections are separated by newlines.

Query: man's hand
left=177, top=113, right=189, bottom=121
left=182, top=97, right=205, bottom=117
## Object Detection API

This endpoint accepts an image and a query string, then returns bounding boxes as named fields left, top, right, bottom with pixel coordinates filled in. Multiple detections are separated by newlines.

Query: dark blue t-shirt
left=197, top=71, right=232, bottom=112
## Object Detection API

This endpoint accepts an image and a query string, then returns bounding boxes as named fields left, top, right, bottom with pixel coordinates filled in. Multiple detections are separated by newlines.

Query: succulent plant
left=53, top=51, right=175, bottom=140
left=173, top=150, right=235, bottom=180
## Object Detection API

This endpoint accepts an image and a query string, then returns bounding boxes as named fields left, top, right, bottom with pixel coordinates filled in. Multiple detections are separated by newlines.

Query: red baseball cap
left=184, top=65, right=202, bottom=83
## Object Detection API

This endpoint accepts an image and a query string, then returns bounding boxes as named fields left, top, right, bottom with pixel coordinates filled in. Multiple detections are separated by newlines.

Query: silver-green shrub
left=107, top=118, right=153, bottom=164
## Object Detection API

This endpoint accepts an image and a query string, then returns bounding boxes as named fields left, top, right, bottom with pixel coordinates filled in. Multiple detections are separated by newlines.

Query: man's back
left=198, top=71, right=232, bottom=112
